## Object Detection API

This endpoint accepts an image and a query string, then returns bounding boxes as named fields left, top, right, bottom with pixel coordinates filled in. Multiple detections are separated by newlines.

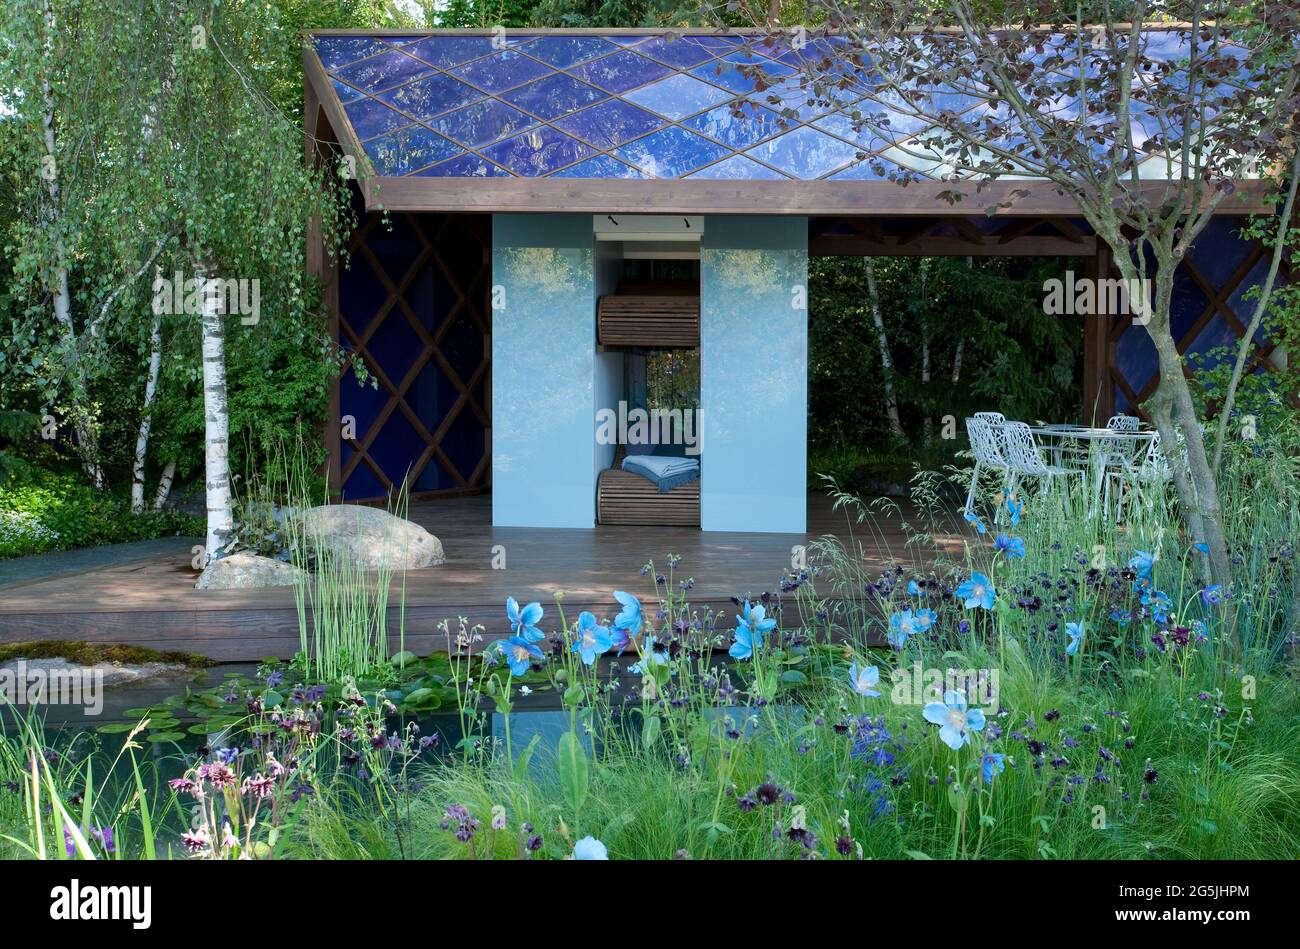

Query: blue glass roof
left=311, top=30, right=1248, bottom=182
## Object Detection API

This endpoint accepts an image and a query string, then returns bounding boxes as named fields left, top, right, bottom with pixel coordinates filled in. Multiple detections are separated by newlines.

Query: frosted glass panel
left=700, top=216, right=808, bottom=532
left=492, top=214, right=596, bottom=527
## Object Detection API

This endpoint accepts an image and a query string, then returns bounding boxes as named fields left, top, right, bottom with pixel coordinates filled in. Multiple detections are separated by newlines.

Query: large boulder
left=290, top=505, right=444, bottom=570
left=195, top=553, right=306, bottom=590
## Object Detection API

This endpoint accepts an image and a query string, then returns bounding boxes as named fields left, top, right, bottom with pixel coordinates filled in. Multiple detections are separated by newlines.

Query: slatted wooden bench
left=598, top=294, right=700, bottom=348
left=597, top=446, right=700, bottom=527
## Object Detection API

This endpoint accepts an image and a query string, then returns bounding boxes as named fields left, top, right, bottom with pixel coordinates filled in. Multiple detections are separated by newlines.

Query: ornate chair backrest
left=966, top=417, right=1008, bottom=468
left=1002, top=422, right=1050, bottom=475
left=1138, top=433, right=1168, bottom=479
left=1101, top=415, right=1142, bottom=467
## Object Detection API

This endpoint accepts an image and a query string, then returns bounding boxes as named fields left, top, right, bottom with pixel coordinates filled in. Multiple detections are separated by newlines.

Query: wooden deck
left=0, top=492, right=963, bottom=661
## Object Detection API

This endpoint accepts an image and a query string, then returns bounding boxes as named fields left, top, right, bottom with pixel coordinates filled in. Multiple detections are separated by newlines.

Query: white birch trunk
left=153, top=460, right=176, bottom=511
left=131, top=283, right=165, bottom=513
left=919, top=260, right=931, bottom=443
left=952, top=257, right=971, bottom=382
left=863, top=258, right=904, bottom=438
left=40, top=0, right=101, bottom=488
left=199, top=267, right=233, bottom=561
left=919, top=260, right=931, bottom=385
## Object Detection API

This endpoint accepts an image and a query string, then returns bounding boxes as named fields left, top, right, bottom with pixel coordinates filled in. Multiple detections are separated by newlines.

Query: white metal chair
left=1098, top=414, right=1144, bottom=499
left=964, top=416, right=1011, bottom=515
left=1002, top=421, right=1086, bottom=498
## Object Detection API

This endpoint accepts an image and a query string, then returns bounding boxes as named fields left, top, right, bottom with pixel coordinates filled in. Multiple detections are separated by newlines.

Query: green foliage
left=3, top=447, right=1298, bottom=859
left=808, top=256, right=1082, bottom=466
left=527, top=0, right=701, bottom=27
left=0, top=468, right=202, bottom=559
left=0, top=0, right=361, bottom=508
left=0, top=410, right=42, bottom=485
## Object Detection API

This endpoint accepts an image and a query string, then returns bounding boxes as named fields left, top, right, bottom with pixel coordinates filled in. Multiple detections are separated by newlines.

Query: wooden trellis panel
left=333, top=212, right=491, bottom=502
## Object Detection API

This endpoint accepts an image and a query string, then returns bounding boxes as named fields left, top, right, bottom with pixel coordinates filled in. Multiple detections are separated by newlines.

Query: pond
left=6, top=656, right=792, bottom=775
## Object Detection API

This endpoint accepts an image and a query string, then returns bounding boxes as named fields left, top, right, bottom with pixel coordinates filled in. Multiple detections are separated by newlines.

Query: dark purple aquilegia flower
left=442, top=804, right=480, bottom=843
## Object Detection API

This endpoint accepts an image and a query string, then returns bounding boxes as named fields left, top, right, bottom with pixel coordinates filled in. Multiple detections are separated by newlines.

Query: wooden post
left=305, top=76, right=343, bottom=501
left=1082, top=242, right=1115, bottom=424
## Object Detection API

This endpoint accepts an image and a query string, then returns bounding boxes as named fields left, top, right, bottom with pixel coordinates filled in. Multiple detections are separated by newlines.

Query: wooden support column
left=305, top=76, right=343, bottom=500
left=1082, top=242, right=1115, bottom=424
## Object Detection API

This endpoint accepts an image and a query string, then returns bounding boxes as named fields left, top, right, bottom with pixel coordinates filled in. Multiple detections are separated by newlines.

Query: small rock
left=195, top=552, right=306, bottom=590
left=290, top=505, right=444, bottom=570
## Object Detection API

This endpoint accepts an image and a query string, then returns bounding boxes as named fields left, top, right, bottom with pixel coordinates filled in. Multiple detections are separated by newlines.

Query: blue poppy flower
left=1140, top=586, right=1171, bottom=624
left=1192, top=542, right=1209, bottom=555
left=506, top=597, right=545, bottom=643
left=1109, top=608, right=1132, bottom=626
left=571, top=611, right=613, bottom=666
left=1065, top=621, right=1084, bottom=656
left=914, top=608, right=938, bottom=630
left=922, top=690, right=986, bottom=750
left=1128, top=551, right=1154, bottom=581
left=573, top=836, right=608, bottom=860
left=887, top=609, right=923, bottom=649
left=981, top=752, right=1006, bottom=784
left=729, top=600, right=776, bottom=660
left=964, top=509, right=987, bottom=535
left=729, top=627, right=757, bottom=661
left=849, top=663, right=881, bottom=697
left=907, top=579, right=921, bottom=596
left=994, top=534, right=1025, bottom=558
left=1201, top=584, right=1224, bottom=606
left=500, top=636, right=543, bottom=676
left=955, top=572, right=996, bottom=610
left=612, top=590, right=643, bottom=641
left=629, top=635, right=669, bottom=673
left=1004, top=488, right=1023, bottom=526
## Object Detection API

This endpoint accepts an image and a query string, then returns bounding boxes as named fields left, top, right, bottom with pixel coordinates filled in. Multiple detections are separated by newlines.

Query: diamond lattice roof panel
left=304, top=28, right=1275, bottom=215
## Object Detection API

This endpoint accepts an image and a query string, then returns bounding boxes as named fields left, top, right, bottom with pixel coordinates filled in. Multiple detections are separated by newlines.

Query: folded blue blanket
left=622, top=455, right=700, bottom=493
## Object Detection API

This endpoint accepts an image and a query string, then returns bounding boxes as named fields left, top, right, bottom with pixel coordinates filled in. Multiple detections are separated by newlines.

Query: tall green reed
left=282, top=454, right=411, bottom=683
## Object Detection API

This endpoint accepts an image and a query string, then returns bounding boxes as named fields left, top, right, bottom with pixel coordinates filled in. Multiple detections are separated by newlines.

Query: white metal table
left=1027, top=424, right=1158, bottom=515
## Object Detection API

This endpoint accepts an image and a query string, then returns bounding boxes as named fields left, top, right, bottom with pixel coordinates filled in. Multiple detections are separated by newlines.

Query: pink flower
left=181, top=829, right=210, bottom=853
left=243, top=774, right=275, bottom=799
left=200, top=762, right=236, bottom=789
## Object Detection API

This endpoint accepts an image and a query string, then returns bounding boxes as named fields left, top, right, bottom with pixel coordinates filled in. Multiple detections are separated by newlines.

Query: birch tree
left=863, top=258, right=906, bottom=438
left=148, top=1, right=349, bottom=559
left=2, top=0, right=189, bottom=495
left=199, top=266, right=234, bottom=557
left=2, top=0, right=351, bottom=553
left=131, top=290, right=165, bottom=514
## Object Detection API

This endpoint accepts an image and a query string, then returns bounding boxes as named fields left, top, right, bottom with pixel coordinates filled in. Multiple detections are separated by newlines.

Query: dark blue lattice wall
left=336, top=212, right=490, bottom=501
left=1112, top=216, right=1282, bottom=414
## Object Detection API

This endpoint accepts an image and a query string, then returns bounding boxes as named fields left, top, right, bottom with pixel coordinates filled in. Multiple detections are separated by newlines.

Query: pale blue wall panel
left=492, top=214, right=596, bottom=527
left=700, top=216, right=808, bottom=532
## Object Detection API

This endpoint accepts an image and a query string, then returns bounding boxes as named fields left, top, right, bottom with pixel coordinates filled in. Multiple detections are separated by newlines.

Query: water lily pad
left=147, top=731, right=187, bottom=743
